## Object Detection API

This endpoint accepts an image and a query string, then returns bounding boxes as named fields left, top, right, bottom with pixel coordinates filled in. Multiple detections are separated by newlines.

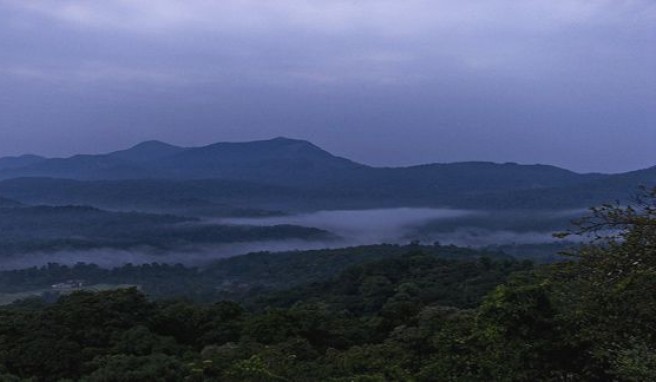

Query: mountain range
left=0, top=137, right=654, bottom=212
left=0, top=138, right=363, bottom=184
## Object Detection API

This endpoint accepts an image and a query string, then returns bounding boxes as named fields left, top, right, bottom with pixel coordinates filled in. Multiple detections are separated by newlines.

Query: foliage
left=3, top=189, right=656, bottom=380
left=0, top=205, right=329, bottom=257
left=0, top=244, right=507, bottom=299
left=0, top=250, right=524, bottom=381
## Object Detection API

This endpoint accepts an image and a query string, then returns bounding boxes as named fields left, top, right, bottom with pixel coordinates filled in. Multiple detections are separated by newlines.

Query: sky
left=0, top=0, right=654, bottom=173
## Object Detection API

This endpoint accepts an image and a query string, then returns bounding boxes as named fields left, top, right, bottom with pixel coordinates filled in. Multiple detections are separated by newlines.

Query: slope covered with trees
left=0, top=205, right=330, bottom=257
left=2, top=189, right=656, bottom=380
left=1, top=137, right=653, bottom=212
left=0, top=244, right=507, bottom=301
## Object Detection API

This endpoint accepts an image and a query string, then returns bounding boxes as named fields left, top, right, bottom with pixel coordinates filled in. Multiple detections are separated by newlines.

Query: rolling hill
left=0, top=154, right=45, bottom=171
left=0, top=137, right=653, bottom=211
left=0, top=204, right=331, bottom=258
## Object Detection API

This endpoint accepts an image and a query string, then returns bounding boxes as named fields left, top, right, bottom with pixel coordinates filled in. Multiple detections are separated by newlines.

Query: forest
left=0, top=205, right=330, bottom=258
left=1, top=189, right=655, bottom=381
left=2, top=0, right=653, bottom=379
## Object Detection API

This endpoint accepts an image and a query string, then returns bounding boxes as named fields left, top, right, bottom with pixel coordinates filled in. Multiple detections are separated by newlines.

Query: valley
left=0, top=138, right=638, bottom=271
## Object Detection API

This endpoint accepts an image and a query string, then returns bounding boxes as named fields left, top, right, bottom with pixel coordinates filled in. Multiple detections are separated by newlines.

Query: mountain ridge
left=0, top=137, right=615, bottom=175
left=106, top=140, right=185, bottom=163
left=0, top=137, right=653, bottom=211
left=0, top=154, right=46, bottom=171
left=2, top=137, right=652, bottom=176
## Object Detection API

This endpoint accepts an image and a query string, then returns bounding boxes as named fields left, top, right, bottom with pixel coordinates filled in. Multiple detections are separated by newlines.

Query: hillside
left=0, top=154, right=45, bottom=171
left=0, top=196, right=21, bottom=208
left=150, top=137, right=368, bottom=185
left=0, top=178, right=300, bottom=214
left=0, top=137, right=367, bottom=185
left=0, top=244, right=509, bottom=298
left=0, top=204, right=331, bottom=258
left=106, top=140, right=185, bottom=163
left=0, top=137, right=653, bottom=211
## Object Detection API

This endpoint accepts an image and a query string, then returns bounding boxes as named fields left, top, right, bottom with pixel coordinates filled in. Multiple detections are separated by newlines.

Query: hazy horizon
left=0, top=136, right=652, bottom=175
left=0, top=207, right=575, bottom=270
left=1, top=1, right=654, bottom=173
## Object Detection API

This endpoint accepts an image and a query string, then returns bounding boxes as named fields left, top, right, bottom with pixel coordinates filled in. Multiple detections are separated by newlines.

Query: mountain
left=0, top=137, right=590, bottom=191
left=0, top=196, right=22, bottom=208
left=0, top=141, right=183, bottom=181
left=0, top=154, right=45, bottom=171
left=0, top=178, right=304, bottom=214
left=149, top=137, right=368, bottom=185
left=106, top=140, right=185, bottom=163
left=0, top=137, right=366, bottom=184
left=0, top=137, right=653, bottom=211
left=344, top=161, right=604, bottom=202
left=0, top=154, right=154, bottom=180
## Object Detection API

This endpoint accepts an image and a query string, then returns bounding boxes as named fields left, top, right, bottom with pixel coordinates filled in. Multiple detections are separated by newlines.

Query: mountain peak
left=236, top=137, right=317, bottom=147
left=200, top=137, right=325, bottom=154
left=269, top=136, right=305, bottom=143
left=130, top=140, right=180, bottom=150
left=271, top=136, right=294, bottom=142
left=107, top=140, right=185, bottom=163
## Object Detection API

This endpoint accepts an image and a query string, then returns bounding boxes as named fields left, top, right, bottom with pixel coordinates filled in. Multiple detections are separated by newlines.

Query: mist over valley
left=0, top=139, right=616, bottom=335
left=0, top=138, right=643, bottom=271
left=1, top=2, right=655, bottom=379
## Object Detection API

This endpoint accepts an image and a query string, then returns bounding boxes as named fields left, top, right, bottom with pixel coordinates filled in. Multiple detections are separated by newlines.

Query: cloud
left=0, top=1, right=654, bottom=172
left=4, top=1, right=654, bottom=52
left=6, top=1, right=655, bottom=34
left=0, top=208, right=574, bottom=270
left=0, top=63, right=187, bottom=85
left=222, top=208, right=475, bottom=244
left=2, top=0, right=654, bottom=85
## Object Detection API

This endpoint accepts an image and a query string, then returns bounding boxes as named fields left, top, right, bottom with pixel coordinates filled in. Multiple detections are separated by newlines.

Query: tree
left=553, top=186, right=656, bottom=380
left=557, top=186, right=656, bottom=282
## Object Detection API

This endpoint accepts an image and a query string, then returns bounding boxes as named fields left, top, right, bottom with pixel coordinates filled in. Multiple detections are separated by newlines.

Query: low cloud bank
left=220, top=208, right=474, bottom=244
left=0, top=208, right=579, bottom=270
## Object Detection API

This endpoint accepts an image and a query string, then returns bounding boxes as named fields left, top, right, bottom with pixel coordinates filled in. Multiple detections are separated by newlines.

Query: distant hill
left=0, top=137, right=594, bottom=190
left=0, top=155, right=158, bottom=180
left=149, top=137, right=368, bottom=186
left=0, top=137, right=653, bottom=211
left=0, top=196, right=22, bottom=208
left=0, top=137, right=367, bottom=185
left=0, top=154, right=45, bottom=171
left=106, top=140, right=185, bottom=163
left=0, top=204, right=331, bottom=257
left=0, top=178, right=303, bottom=214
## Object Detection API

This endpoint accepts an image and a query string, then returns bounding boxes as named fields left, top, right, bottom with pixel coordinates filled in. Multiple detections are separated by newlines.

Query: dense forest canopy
left=2, top=0, right=654, bottom=379
left=2, top=189, right=656, bottom=381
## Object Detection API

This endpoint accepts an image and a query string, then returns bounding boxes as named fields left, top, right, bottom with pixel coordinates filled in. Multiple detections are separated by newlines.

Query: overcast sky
left=0, top=1, right=654, bottom=173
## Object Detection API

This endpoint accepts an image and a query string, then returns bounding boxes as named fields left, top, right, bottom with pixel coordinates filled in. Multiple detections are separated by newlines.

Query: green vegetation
left=0, top=244, right=508, bottom=302
left=0, top=284, right=136, bottom=306
left=0, top=252, right=527, bottom=381
left=2, top=189, right=656, bottom=380
left=0, top=205, right=330, bottom=257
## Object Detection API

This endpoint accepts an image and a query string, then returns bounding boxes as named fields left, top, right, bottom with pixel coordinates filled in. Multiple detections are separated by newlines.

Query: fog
left=220, top=208, right=580, bottom=247
left=0, top=208, right=578, bottom=270
left=221, top=208, right=474, bottom=244
left=0, top=240, right=340, bottom=270
left=423, top=229, right=561, bottom=247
